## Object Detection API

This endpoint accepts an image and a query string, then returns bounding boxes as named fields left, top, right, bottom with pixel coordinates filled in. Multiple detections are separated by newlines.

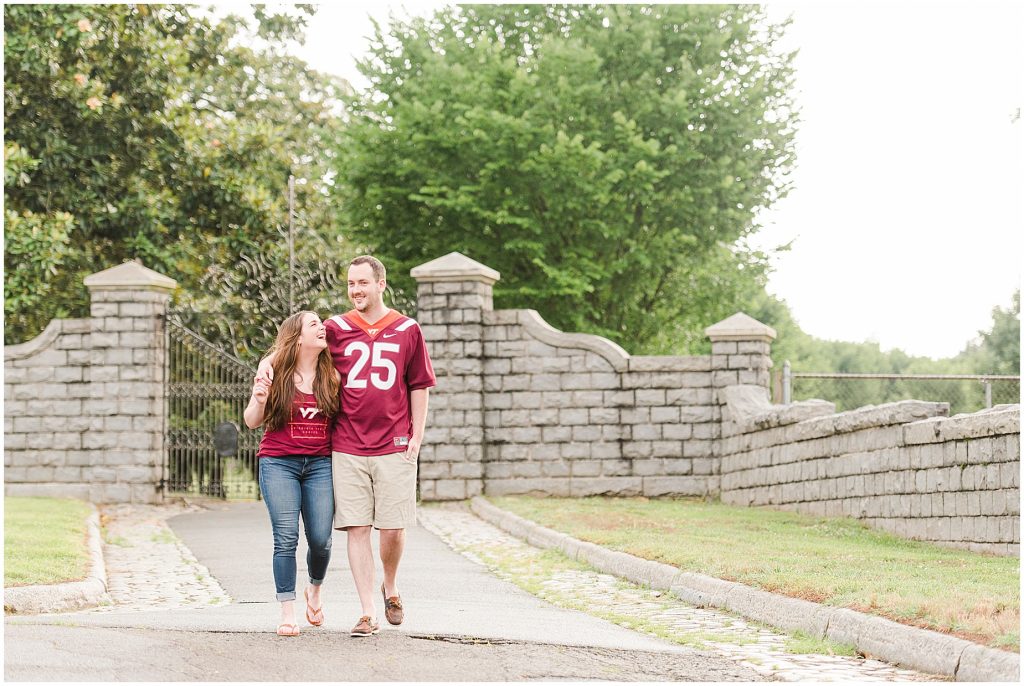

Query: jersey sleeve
left=405, top=324, right=436, bottom=391
left=325, top=316, right=344, bottom=352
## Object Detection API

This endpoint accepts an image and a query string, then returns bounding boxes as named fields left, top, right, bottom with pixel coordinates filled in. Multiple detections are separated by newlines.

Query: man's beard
left=352, top=295, right=377, bottom=312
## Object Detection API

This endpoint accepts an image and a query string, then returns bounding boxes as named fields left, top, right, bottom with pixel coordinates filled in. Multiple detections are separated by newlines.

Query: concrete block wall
left=411, top=252, right=1019, bottom=556
left=5, top=318, right=94, bottom=497
left=477, top=309, right=718, bottom=498
left=718, top=393, right=1020, bottom=556
left=4, top=262, right=176, bottom=503
left=413, top=252, right=774, bottom=500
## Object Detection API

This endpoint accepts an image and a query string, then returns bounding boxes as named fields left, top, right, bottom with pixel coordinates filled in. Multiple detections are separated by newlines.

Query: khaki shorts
left=332, top=450, right=417, bottom=530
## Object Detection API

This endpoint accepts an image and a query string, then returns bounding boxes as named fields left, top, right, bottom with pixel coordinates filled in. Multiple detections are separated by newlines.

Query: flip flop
left=305, top=586, right=324, bottom=626
left=277, top=623, right=299, bottom=637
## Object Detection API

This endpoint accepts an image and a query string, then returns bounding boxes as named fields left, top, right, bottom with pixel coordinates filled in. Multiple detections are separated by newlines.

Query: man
left=258, top=255, right=435, bottom=637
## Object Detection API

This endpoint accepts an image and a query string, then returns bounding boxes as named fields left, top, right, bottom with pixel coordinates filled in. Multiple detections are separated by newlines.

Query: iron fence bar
left=166, top=315, right=255, bottom=377
left=782, top=360, right=792, bottom=404
left=781, top=361, right=1018, bottom=415
left=790, top=372, right=1020, bottom=381
left=165, top=313, right=261, bottom=500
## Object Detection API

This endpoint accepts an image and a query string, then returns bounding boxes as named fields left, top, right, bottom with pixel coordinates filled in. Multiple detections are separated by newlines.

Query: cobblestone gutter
left=466, top=497, right=1018, bottom=682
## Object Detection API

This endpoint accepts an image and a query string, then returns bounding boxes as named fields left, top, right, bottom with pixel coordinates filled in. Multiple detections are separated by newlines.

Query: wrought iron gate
left=166, top=315, right=262, bottom=499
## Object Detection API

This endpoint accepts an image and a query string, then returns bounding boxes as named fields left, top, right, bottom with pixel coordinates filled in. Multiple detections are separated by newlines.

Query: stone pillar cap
left=410, top=251, right=500, bottom=284
left=84, top=260, right=177, bottom=292
left=704, top=312, right=776, bottom=342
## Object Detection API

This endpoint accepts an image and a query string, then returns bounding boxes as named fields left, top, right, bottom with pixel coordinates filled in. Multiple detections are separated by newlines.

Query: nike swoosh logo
left=383, top=333, right=397, bottom=338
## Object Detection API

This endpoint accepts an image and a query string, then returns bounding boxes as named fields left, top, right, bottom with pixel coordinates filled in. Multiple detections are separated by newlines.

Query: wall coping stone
left=704, top=312, right=776, bottom=342
left=722, top=384, right=835, bottom=432
left=410, top=251, right=500, bottom=284
left=4, top=319, right=90, bottom=362
left=517, top=309, right=629, bottom=372
left=788, top=400, right=949, bottom=442
left=904, top=405, right=1020, bottom=445
left=83, top=261, right=177, bottom=292
left=834, top=400, right=948, bottom=432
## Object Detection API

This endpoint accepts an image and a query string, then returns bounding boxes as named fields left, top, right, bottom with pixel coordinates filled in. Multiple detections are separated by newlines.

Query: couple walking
left=243, top=255, right=435, bottom=637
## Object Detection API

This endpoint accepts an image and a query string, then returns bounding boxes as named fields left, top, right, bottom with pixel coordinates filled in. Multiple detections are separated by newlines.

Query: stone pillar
left=83, top=261, right=176, bottom=503
left=704, top=312, right=776, bottom=443
left=410, top=252, right=498, bottom=500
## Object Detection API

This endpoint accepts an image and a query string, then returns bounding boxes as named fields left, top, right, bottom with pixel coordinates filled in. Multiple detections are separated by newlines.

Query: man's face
left=347, top=263, right=385, bottom=313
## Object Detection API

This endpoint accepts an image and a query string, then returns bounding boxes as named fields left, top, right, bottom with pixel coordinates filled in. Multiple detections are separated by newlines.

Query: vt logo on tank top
left=290, top=397, right=327, bottom=441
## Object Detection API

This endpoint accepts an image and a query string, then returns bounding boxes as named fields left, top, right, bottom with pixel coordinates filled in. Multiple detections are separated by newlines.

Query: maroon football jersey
left=326, top=309, right=436, bottom=456
left=257, top=391, right=332, bottom=457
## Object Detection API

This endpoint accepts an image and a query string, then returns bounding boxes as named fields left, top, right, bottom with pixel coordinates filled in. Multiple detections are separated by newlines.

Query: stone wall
left=718, top=388, right=1020, bottom=555
left=476, top=308, right=718, bottom=498
left=4, top=262, right=175, bottom=503
left=412, top=252, right=1020, bottom=556
left=414, top=252, right=774, bottom=501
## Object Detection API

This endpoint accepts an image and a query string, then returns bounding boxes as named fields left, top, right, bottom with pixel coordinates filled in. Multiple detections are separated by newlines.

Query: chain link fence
left=774, top=365, right=1020, bottom=415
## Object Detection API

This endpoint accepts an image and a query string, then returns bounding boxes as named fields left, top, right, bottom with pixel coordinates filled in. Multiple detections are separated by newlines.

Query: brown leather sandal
left=277, top=623, right=300, bottom=637
left=305, top=586, right=324, bottom=626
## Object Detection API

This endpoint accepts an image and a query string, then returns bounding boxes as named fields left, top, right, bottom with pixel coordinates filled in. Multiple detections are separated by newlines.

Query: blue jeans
left=258, top=456, right=334, bottom=602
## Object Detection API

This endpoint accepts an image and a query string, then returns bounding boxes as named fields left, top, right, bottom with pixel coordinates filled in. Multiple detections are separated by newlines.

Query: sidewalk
left=5, top=498, right=962, bottom=682
left=6, top=500, right=684, bottom=652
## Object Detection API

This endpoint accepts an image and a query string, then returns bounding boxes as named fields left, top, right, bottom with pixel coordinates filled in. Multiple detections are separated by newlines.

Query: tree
left=4, top=4, right=348, bottom=354
left=957, top=291, right=1020, bottom=377
left=334, top=3, right=797, bottom=353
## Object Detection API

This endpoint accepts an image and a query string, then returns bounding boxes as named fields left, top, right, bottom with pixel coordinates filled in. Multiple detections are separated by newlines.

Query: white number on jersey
left=343, top=341, right=400, bottom=390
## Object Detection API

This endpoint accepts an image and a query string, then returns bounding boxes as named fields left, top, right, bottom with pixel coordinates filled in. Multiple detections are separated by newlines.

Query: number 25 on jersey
left=344, top=341, right=400, bottom=390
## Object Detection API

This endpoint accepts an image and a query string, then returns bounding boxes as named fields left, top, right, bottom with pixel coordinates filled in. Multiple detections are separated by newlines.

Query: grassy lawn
left=4, top=496, right=92, bottom=587
left=490, top=496, right=1020, bottom=652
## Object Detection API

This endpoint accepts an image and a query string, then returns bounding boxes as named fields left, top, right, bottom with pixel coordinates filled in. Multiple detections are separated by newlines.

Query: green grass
left=4, top=497, right=92, bottom=587
left=489, top=496, right=1020, bottom=652
left=150, top=529, right=176, bottom=545
left=430, top=506, right=857, bottom=657
left=784, top=630, right=857, bottom=656
left=103, top=531, right=130, bottom=547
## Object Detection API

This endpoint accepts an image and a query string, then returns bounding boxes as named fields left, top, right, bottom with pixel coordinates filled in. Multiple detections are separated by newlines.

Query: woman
left=244, top=311, right=340, bottom=636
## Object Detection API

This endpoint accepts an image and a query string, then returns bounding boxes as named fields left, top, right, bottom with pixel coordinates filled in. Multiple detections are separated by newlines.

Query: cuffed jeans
left=258, top=456, right=334, bottom=601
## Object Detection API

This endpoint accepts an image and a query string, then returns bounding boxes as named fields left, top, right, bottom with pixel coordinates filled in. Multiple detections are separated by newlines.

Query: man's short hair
left=350, top=255, right=386, bottom=282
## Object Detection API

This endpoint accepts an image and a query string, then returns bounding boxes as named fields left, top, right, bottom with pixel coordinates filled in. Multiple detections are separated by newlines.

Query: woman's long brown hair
left=263, top=311, right=340, bottom=432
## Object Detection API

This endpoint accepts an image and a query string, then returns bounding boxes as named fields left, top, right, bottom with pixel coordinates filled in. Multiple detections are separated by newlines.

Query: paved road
left=4, top=501, right=762, bottom=682
left=167, top=501, right=698, bottom=646
left=4, top=625, right=759, bottom=681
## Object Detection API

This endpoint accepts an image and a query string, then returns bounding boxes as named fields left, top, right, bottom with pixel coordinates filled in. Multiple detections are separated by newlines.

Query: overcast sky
left=282, top=1, right=1022, bottom=361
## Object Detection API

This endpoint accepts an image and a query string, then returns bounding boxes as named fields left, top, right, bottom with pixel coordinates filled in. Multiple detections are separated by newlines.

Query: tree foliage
left=748, top=289, right=1021, bottom=413
left=957, top=291, right=1020, bottom=376
left=335, top=3, right=797, bottom=353
left=4, top=4, right=347, bottom=353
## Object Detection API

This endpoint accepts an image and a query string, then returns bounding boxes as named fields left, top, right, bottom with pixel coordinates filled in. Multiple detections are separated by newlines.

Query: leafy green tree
left=958, top=291, right=1020, bottom=376
left=335, top=3, right=797, bottom=353
left=4, top=143, right=78, bottom=327
left=4, top=4, right=347, bottom=350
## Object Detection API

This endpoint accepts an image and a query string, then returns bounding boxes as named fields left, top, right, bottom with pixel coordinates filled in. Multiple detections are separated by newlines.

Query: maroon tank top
left=257, top=391, right=332, bottom=457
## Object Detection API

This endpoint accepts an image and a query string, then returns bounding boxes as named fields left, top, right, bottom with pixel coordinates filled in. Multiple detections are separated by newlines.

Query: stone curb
left=469, top=496, right=1020, bottom=682
left=4, top=504, right=110, bottom=615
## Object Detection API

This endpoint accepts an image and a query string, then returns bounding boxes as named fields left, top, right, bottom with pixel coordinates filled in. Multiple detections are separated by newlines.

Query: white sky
left=280, top=1, right=1022, bottom=361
